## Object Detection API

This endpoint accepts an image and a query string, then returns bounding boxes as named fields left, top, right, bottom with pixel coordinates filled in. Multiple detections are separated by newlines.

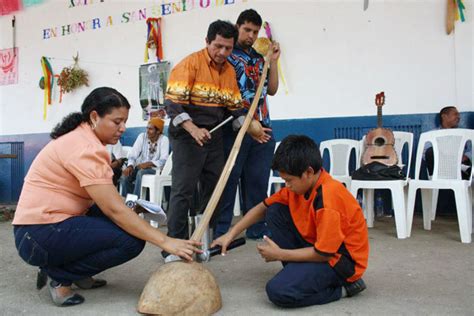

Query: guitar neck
left=377, top=106, right=383, bottom=128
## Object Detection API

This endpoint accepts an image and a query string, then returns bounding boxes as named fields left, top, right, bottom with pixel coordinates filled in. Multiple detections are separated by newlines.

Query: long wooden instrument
left=190, top=56, right=270, bottom=242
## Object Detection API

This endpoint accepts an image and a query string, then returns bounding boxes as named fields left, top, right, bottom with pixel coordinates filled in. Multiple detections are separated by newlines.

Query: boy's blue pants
left=265, top=203, right=344, bottom=307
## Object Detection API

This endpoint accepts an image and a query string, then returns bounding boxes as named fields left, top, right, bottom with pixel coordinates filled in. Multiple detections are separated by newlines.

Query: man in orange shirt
left=212, top=135, right=369, bottom=307
left=164, top=20, right=267, bottom=261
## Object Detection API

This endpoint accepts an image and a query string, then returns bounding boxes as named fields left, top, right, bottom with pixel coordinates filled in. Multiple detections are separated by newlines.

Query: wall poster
left=139, top=61, right=170, bottom=120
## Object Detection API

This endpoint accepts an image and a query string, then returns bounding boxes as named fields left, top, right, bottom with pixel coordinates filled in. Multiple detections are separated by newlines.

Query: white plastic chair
left=406, top=129, right=473, bottom=243
left=267, top=142, right=284, bottom=196
left=233, top=184, right=242, bottom=216
left=121, top=146, right=132, bottom=159
left=351, top=131, right=414, bottom=239
left=319, top=139, right=361, bottom=191
left=140, top=152, right=173, bottom=206
left=118, top=146, right=133, bottom=195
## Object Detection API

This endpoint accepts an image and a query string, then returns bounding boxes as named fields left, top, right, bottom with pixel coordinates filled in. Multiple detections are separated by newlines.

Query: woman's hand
left=161, top=237, right=203, bottom=261
left=210, top=232, right=235, bottom=255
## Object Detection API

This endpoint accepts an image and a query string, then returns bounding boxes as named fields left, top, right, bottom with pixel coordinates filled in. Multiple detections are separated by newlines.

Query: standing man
left=215, top=9, right=281, bottom=239
left=119, top=117, right=169, bottom=197
left=165, top=20, right=269, bottom=260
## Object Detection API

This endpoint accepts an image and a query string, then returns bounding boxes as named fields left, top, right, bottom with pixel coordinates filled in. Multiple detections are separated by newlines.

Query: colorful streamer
left=262, top=21, right=288, bottom=95
left=144, top=18, right=163, bottom=63
left=456, top=0, right=466, bottom=22
left=0, top=0, right=21, bottom=16
left=22, top=0, right=44, bottom=7
left=40, top=56, right=53, bottom=120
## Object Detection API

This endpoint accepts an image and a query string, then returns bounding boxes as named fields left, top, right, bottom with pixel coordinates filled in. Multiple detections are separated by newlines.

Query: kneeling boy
left=212, top=135, right=369, bottom=307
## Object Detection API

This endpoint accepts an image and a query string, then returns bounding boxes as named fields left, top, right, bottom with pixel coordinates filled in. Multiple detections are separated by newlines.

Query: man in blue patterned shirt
left=215, top=9, right=281, bottom=239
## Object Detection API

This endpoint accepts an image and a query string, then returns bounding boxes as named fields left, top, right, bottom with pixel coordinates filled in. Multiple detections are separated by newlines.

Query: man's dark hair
left=439, top=106, right=457, bottom=126
left=206, top=20, right=238, bottom=44
left=271, top=135, right=322, bottom=177
left=236, top=9, right=262, bottom=27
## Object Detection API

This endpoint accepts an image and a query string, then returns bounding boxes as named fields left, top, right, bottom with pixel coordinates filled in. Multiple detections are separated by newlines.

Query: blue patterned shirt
left=228, top=44, right=271, bottom=127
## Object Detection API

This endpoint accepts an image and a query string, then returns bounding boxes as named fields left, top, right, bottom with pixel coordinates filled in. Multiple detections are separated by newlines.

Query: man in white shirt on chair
left=424, top=106, right=471, bottom=180
left=119, top=117, right=169, bottom=197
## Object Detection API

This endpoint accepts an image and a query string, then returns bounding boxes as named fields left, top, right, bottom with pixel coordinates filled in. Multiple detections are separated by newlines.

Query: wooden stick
left=191, top=56, right=270, bottom=241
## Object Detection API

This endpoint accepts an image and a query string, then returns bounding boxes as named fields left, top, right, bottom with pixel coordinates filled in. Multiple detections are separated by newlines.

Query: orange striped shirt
left=165, top=48, right=243, bottom=129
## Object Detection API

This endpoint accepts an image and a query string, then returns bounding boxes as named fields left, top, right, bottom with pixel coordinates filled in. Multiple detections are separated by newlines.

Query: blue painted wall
left=1, top=112, right=472, bottom=203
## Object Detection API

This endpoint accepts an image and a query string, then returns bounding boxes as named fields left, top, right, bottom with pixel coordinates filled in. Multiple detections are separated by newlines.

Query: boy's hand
left=257, top=235, right=282, bottom=262
left=210, top=233, right=234, bottom=255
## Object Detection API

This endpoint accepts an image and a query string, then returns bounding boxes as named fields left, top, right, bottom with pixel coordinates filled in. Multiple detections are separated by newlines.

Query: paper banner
left=23, top=0, right=44, bottom=7
left=0, top=48, right=19, bottom=85
left=0, top=0, right=21, bottom=16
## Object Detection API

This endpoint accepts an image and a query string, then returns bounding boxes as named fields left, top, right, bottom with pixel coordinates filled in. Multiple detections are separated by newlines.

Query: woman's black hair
left=271, top=135, right=322, bottom=177
left=50, top=87, right=130, bottom=139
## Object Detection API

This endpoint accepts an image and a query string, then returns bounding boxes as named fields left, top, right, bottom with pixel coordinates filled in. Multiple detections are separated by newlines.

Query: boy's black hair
left=206, top=20, right=238, bottom=44
left=271, top=135, right=322, bottom=177
left=236, top=9, right=263, bottom=27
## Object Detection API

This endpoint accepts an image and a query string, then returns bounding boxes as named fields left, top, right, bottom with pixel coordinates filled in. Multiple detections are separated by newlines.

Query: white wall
left=0, top=0, right=472, bottom=136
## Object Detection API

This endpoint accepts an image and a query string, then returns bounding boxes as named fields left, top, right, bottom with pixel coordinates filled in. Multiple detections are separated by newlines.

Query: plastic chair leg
left=421, top=189, right=432, bottom=231
left=391, top=187, right=407, bottom=239
left=406, top=186, right=418, bottom=238
left=430, top=189, right=439, bottom=221
left=454, top=187, right=471, bottom=243
left=365, top=189, right=374, bottom=228
left=233, top=186, right=241, bottom=217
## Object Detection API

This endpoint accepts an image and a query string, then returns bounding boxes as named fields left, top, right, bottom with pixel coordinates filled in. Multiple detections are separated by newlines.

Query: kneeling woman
left=12, top=87, right=200, bottom=307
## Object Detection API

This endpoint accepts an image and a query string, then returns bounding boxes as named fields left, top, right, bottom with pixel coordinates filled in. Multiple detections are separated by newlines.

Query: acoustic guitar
left=361, top=92, right=398, bottom=166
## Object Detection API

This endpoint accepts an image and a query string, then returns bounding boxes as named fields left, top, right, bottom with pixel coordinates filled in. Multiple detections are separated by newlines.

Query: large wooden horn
left=138, top=55, right=271, bottom=315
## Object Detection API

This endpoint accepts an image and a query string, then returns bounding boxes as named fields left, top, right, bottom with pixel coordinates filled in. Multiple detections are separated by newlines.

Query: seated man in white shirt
left=119, top=118, right=170, bottom=197
left=424, top=106, right=471, bottom=180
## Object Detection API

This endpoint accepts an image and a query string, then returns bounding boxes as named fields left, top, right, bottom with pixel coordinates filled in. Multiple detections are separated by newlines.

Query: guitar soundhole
left=374, top=137, right=386, bottom=146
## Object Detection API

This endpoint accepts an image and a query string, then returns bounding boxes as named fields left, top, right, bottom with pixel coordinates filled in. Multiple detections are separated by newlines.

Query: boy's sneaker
left=344, top=279, right=366, bottom=297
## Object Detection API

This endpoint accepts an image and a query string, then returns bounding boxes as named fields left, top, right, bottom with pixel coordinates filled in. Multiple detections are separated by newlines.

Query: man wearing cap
left=119, top=117, right=169, bottom=197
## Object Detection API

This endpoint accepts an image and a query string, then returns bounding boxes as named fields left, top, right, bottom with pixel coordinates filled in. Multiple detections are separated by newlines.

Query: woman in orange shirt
left=12, top=87, right=201, bottom=307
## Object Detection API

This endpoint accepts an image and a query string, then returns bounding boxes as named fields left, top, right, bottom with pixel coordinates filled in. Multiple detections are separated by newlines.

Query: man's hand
left=189, top=127, right=211, bottom=146
left=257, top=235, right=283, bottom=262
left=122, top=165, right=133, bottom=177
left=247, top=120, right=272, bottom=143
left=251, top=127, right=272, bottom=144
left=181, top=121, right=211, bottom=146
left=136, top=162, right=154, bottom=170
left=161, top=237, right=203, bottom=262
left=270, top=41, right=281, bottom=62
left=210, top=232, right=235, bottom=255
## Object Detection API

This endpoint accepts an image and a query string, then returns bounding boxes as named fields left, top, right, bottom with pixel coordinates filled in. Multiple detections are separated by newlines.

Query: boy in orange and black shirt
left=212, top=135, right=369, bottom=307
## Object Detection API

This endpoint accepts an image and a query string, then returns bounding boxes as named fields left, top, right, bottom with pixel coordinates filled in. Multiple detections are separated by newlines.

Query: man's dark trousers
left=166, top=131, right=225, bottom=240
